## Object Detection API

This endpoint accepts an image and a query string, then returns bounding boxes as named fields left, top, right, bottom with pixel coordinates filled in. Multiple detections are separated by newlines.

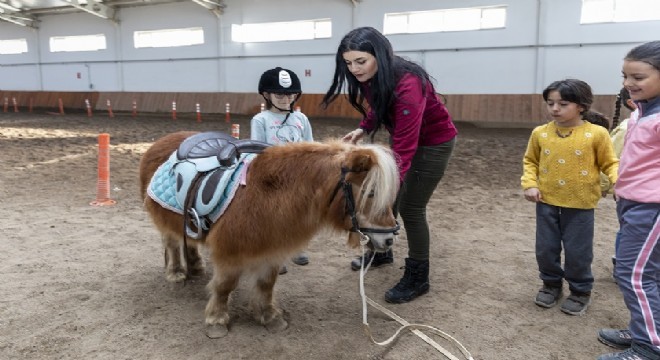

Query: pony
left=138, top=131, right=400, bottom=338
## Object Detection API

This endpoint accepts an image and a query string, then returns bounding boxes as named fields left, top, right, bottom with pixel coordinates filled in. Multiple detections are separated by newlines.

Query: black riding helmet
left=258, top=67, right=302, bottom=113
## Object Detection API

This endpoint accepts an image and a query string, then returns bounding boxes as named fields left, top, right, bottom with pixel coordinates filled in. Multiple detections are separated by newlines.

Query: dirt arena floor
left=1, top=111, right=627, bottom=360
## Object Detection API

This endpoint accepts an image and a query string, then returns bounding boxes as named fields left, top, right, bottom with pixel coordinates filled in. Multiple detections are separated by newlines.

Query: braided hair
left=612, top=88, right=632, bottom=130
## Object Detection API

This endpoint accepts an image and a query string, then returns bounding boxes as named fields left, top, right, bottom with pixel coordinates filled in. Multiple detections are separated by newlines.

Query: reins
left=357, top=240, right=473, bottom=360
left=333, top=165, right=472, bottom=358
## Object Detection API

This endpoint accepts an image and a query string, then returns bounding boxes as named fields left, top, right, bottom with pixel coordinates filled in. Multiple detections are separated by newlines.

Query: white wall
left=1, top=0, right=659, bottom=94
left=0, top=22, right=41, bottom=90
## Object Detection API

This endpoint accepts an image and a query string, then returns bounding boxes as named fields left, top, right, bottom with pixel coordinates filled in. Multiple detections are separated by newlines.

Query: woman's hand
left=524, top=188, right=542, bottom=202
left=342, top=128, right=364, bottom=144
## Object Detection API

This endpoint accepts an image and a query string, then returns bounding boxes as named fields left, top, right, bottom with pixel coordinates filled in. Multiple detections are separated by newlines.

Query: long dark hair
left=321, top=26, right=432, bottom=138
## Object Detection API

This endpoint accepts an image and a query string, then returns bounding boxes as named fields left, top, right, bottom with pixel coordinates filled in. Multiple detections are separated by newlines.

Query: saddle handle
left=177, top=131, right=235, bottom=160
left=217, top=140, right=272, bottom=167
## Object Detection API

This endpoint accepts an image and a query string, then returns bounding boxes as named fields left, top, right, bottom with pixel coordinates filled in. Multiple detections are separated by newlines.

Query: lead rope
left=357, top=235, right=474, bottom=360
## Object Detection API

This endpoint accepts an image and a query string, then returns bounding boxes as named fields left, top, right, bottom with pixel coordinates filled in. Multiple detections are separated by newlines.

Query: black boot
left=350, top=249, right=393, bottom=271
left=384, top=258, right=430, bottom=304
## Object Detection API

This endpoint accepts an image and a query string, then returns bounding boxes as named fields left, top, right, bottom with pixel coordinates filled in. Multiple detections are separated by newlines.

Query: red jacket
left=360, top=73, right=457, bottom=180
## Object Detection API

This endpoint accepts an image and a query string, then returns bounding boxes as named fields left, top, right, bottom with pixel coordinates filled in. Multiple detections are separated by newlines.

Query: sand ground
left=0, top=111, right=627, bottom=359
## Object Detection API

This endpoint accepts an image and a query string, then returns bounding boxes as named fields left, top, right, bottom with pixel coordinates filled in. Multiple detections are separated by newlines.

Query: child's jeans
left=535, top=202, right=594, bottom=294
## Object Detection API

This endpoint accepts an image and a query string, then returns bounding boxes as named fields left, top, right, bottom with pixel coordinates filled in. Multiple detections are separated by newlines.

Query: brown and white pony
left=139, top=131, right=400, bottom=338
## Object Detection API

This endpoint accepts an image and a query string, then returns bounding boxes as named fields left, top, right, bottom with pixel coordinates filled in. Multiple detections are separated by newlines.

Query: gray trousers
left=394, top=137, right=455, bottom=261
left=535, top=202, right=594, bottom=294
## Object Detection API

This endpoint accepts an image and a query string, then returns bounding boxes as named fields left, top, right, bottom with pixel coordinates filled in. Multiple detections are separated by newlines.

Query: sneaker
left=292, top=252, right=309, bottom=266
left=598, top=329, right=632, bottom=350
left=350, top=249, right=393, bottom=271
left=597, top=348, right=644, bottom=360
left=597, top=343, right=660, bottom=360
left=534, top=285, right=563, bottom=308
left=560, top=292, right=591, bottom=316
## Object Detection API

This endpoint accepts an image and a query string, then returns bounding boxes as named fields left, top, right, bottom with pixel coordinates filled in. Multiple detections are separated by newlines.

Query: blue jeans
left=394, top=138, right=455, bottom=261
left=535, top=202, right=594, bottom=294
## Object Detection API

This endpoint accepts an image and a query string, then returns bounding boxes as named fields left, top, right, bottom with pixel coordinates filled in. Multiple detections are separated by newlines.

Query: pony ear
left=344, top=149, right=374, bottom=173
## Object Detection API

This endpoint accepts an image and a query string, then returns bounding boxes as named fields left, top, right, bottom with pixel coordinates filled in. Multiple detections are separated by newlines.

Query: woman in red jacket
left=322, top=27, right=457, bottom=304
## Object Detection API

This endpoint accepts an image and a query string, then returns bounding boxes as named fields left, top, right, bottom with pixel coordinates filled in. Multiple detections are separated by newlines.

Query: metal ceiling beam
left=0, top=15, right=37, bottom=28
left=64, top=0, right=117, bottom=21
left=191, top=0, right=226, bottom=17
left=0, top=1, right=20, bottom=12
left=0, top=8, right=37, bottom=28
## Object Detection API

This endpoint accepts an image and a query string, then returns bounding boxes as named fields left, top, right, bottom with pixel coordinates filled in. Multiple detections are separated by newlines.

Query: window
left=134, top=27, right=204, bottom=48
left=383, top=6, right=506, bottom=35
left=232, top=19, right=331, bottom=43
left=0, top=38, right=28, bottom=54
left=49, top=34, right=106, bottom=52
left=581, top=0, right=660, bottom=23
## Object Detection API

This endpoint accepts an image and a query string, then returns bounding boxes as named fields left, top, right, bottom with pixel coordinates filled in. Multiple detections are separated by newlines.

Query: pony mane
left=304, top=139, right=398, bottom=217
left=356, top=143, right=399, bottom=215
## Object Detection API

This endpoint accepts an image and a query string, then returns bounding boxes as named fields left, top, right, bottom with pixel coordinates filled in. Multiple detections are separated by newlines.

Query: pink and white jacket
left=615, top=96, right=660, bottom=203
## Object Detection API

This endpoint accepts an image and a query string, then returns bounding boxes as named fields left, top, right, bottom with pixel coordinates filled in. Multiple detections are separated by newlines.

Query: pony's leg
left=162, top=234, right=186, bottom=282
left=184, top=243, right=205, bottom=277
left=251, top=265, right=288, bottom=333
left=205, top=268, right=240, bottom=339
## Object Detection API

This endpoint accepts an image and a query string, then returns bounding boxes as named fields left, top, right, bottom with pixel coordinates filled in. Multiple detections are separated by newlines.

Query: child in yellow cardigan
left=521, top=79, right=619, bottom=316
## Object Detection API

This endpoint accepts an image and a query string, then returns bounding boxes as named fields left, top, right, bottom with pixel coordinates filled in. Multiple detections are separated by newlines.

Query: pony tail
left=582, top=110, right=610, bottom=130
left=612, top=91, right=623, bottom=130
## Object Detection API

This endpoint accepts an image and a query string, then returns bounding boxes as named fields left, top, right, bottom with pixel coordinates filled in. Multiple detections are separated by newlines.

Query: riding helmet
left=258, top=67, right=302, bottom=95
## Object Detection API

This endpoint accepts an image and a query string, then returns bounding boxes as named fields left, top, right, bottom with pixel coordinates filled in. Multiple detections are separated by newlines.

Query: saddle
left=173, top=131, right=271, bottom=240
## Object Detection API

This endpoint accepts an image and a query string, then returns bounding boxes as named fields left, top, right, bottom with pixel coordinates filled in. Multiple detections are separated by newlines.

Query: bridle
left=329, top=167, right=400, bottom=246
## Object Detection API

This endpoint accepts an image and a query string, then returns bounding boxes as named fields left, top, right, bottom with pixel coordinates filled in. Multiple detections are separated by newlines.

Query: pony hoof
left=166, top=271, right=186, bottom=283
left=206, top=324, right=229, bottom=339
left=265, top=317, right=288, bottom=333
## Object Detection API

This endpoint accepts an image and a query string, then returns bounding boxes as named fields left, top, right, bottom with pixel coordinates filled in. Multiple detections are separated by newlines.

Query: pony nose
left=385, top=238, right=394, bottom=247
